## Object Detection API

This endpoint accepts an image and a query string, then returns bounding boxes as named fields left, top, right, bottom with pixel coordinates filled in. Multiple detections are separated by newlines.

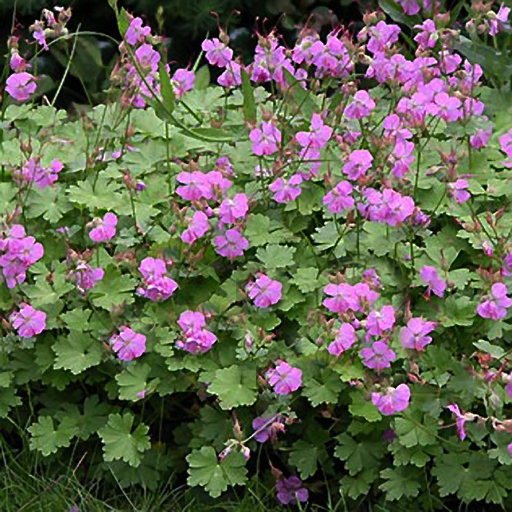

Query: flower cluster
left=176, top=311, right=217, bottom=354
left=137, top=257, right=178, bottom=302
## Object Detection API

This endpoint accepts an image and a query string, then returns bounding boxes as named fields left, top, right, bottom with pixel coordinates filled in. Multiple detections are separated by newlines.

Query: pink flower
left=219, top=194, right=248, bottom=224
left=322, top=283, right=358, bottom=313
left=14, top=158, right=63, bottom=189
left=366, top=22, right=401, bottom=55
left=397, top=0, right=420, bottom=14
left=178, top=311, right=206, bottom=334
left=176, top=328, right=217, bottom=354
left=213, top=229, right=248, bottom=259
left=266, top=361, right=302, bottom=394
left=269, top=174, right=302, bottom=203
left=372, top=384, right=410, bottom=415
left=171, top=68, right=194, bottom=98
left=322, top=181, right=354, bottom=214
left=275, top=477, right=308, bottom=506
left=246, top=274, right=282, bottom=307
left=125, top=17, right=151, bottom=45
left=75, top=261, right=104, bottom=293
left=477, top=283, right=512, bottom=320
left=490, top=4, right=510, bottom=36
left=296, top=113, right=332, bottom=149
left=10, top=304, right=46, bottom=338
left=360, top=341, right=396, bottom=371
left=360, top=188, right=415, bottom=226
left=448, top=179, right=470, bottom=204
left=89, top=213, right=117, bottom=243
left=366, top=305, right=395, bottom=336
left=176, top=171, right=212, bottom=201
left=344, top=91, right=376, bottom=120
left=110, top=327, right=146, bottom=361
left=217, top=62, right=242, bottom=87
left=446, top=404, right=467, bottom=441
left=328, top=322, right=356, bottom=356
left=342, top=150, right=373, bottom=180
left=470, top=128, right=491, bottom=150
left=419, top=266, right=446, bottom=298
left=6, top=72, right=37, bottom=101
left=399, top=317, right=436, bottom=351
left=181, top=211, right=209, bottom=244
left=201, top=38, right=233, bottom=67
left=414, top=20, right=437, bottom=49
left=205, top=171, right=232, bottom=195
left=10, top=53, right=28, bottom=72
left=252, top=415, right=285, bottom=442
left=134, top=44, right=160, bottom=73
left=499, top=129, right=512, bottom=158
left=250, top=122, right=281, bottom=156
left=137, top=257, right=178, bottom=302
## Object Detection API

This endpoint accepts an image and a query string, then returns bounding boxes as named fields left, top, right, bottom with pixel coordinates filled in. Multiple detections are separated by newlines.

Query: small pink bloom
left=10, top=304, right=46, bottom=338
left=372, top=384, right=410, bottom=415
left=448, top=179, right=470, bottom=204
left=275, top=477, right=308, bottom=506
left=110, top=327, right=146, bottom=361
left=399, top=317, right=436, bottom=351
left=360, top=341, right=396, bottom=370
left=213, top=229, right=248, bottom=259
left=176, top=171, right=212, bottom=201
left=342, top=150, right=373, bottom=180
left=201, top=38, right=233, bottom=67
left=269, top=174, right=302, bottom=203
left=246, top=274, right=282, bottom=307
left=266, top=361, right=302, bottom=395
left=6, top=72, right=37, bottom=101
left=178, top=311, right=206, bottom=334
left=344, top=90, right=375, bottom=120
left=181, top=211, right=209, bottom=244
left=125, top=17, right=151, bottom=45
left=328, top=322, right=356, bottom=356
left=477, top=283, right=512, bottom=320
left=218, top=194, right=248, bottom=224
left=323, top=181, right=354, bottom=214
left=171, top=68, right=194, bottom=97
left=89, top=213, right=117, bottom=243
left=419, top=266, right=446, bottom=298
left=250, top=122, right=282, bottom=156
left=446, top=404, right=467, bottom=441
left=366, top=305, right=395, bottom=336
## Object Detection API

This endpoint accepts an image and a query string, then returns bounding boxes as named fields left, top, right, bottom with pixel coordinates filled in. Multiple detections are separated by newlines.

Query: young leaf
left=240, top=68, right=256, bottom=125
left=98, top=413, right=150, bottom=467
left=187, top=446, right=248, bottom=498
left=208, top=364, right=257, bottom=410
left=28, top=416, right=79, bottom=456
left=158, top=61, right=175, bottom=114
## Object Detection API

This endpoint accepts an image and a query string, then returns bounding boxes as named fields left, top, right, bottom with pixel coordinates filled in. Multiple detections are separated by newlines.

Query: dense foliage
left=4, top=0, right=512, bottom=510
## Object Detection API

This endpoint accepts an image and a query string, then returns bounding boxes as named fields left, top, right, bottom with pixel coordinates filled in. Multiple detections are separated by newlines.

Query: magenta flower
left=366, top=305, right=395, bottom=336
left=419, top=266, right=446, bottom=298
left=322, top=283, right=359, bottom=313
left=296, top=113, right=332, bottom=149
left=252, top=415, right=285, bottom=442
left=14, top=158, right=63, bottom=189
left=275, top=477, right=308, bottom=506
left=10, top=304, right=46, bottom=338
left=134, top=43, right=160, bottom=73
left=89, top=213, right=117, bottom=243
left=176, top=328, right=217, bottom=354
left=176, top=171, right=212, bottom=201
left=110, top=327, right=146, bottom=361
left=414, top=20, right=437, bottom=49
left=365, top=21, right=401, bottom=55
left=125, top=17, right=151, bottom=45
left=360, top=341, right=396, bottom=371
left=181, top=211, right=209, bottom=244
left=201, top=38, right=233, bottom=67
left=342, top=150, right=373, bottom=180
left=171, top=68, right=195, bottom=98
left=477, top=283, right=512, bottom=320
left=137, top=257, right=178, bottom=302
left=0, top=224, right=44, bottom=288
left=10, top=53, right=28, bottom=72
left=490, top=4, right=510, bottom=36
left=249, top=122, right=281, bottom=156
left=269, top=174, right=302, bottom=203
left=205, top=170, right=232, bottom=195
left=399, top=318, right=436, bottom=351
left=323, top=181, right=354, bottom=214
left=372, top=384, right=411, bottom=415
left=448, top=179, right=470, bottom=204
left=266, top=361, right=302, bottom=395
left=397, top=0, right=420, bottom=14
left=470, top=128, right=491, bottom=150
left=75, top=261, right=104, bottom=293
left=246, top=274, right=282, bottom=308
left=213, top=229, right=249, bottom=259
left=219, top=194, right=248, bottom=225
left=446, top=404, right=467, bottom=441
left=328, top=322, right=356, bottom=356
left=6, top=72, right=37, bottom=102
left=499, top=129, right=512, bottom=158
left=217, top=61, right=242, bottom=87
left=344, top=90, right=375, bottom=120
left=178, top=311, right=206, bottom=334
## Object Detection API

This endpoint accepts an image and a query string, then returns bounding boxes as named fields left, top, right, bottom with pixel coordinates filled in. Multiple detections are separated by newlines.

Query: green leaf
left=208, top=364, right=257, bottom=410
left=240, top=68, right=257, bottom=125
left=91, top=268, right=136, bottom=309
left=0, top=388, right=21, bottom=418
left=0, top=183, right=16, bottom=215
left=394, top=416, right=436, bottom=448
left=116, top=362, right=155, bottom=400
left=53, top=331, right=103, bottom=375
left=340, top=469, right=376, bottom=499
left=256, top=245, right=296, bottom=269
left=98, top=413, right=150, bottom=467
left=194, top=65, right=210, bottom=91
left=187, top=447, right=248, bottom=498
left=349, top=391, right=382, bottom=422
left=289, top=440, right=319, bottom=479
left=473, top=340, right=505, bottom=359
left=439, top=296, right=476, bottom=327
left=158, top=61, right=175, bottom=114
left=303, top=371, right=343, bottom=406
left=291, top=267, right=321, bottom=293
left=245, top=214, right=271, bottom=247
left=379, top=467, right=421, bottom=501
left=28, top=416, right=79, bottom=456
left=335, top=433, right=386, bottom=476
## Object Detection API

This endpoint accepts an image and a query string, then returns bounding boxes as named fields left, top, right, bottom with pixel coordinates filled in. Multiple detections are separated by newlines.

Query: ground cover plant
left=3, top=0, right=512, bottom=510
